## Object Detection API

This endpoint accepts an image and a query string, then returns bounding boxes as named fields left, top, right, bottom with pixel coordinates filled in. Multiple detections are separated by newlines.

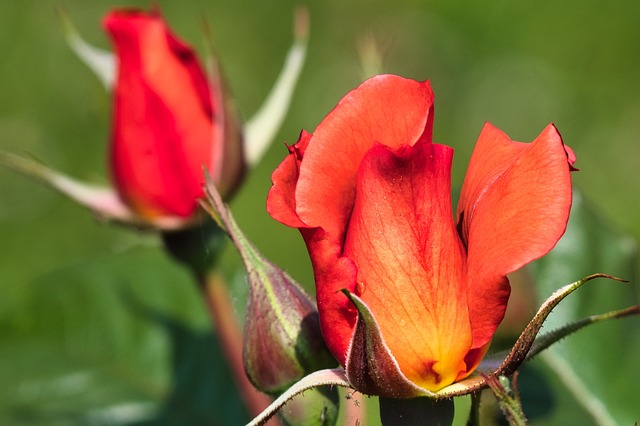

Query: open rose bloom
left=267, top=74, right=576, bottom=397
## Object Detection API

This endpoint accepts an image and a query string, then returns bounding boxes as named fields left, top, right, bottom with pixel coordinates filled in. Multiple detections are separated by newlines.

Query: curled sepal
left=527, top=304, right=640, bottom=361
left=342, top=290, right=432, bottom=399
left=244, top=7, right=309, bottom=166
left=58, top=8, right=115, bottom=90
left=202, top=173, right=336, bottom=395
left=434, top=273, right=629, bottom=398
left=246, top=369, right=352, bottom=426
left=0, top=150, right=189, bottom=230
left=495, top=273, right=626, bottom=377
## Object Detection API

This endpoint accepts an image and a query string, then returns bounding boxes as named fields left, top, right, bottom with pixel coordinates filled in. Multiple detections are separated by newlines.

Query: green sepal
left=0, top=150, right=132, bottom=222
left=493, top=274, right=626, bottom=378
left=341, top=289, right=431, bottom=399
left=244, top=7, right=309, bottom=167
left=525, top=304, right=639, bottom=361
left=431, top=274, right=631, bottom=398
left=57, top=7, right=115, bottom=90
left=0, top=149, right=195, bottom=230
left=246, top=369, right=351, bottom=426
left=202, top=173, right=336, bottom=395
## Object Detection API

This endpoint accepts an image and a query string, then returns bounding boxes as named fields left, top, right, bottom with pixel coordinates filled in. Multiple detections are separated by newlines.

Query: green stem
left=486, top=375, right=527, bottom=426
left=466, top=393, right=481, bottom=426
left=343, top=390, right=365, bottom=425
left=161, top=223, right=278, bottom=424
left=200, top=271, right=279, bottom=425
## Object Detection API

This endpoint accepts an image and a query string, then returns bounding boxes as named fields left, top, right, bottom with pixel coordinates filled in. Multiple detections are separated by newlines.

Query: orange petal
left=295, top=75, right=434, bottom=240
left=343, top=141, right=472, bottom=391
left=267, top=131, right=360, bottom=363
left=270, top=76, right=436, bottom=365
left=344, top=290, right=430, bottom=398
left=457, top=123, right=574, bottom=349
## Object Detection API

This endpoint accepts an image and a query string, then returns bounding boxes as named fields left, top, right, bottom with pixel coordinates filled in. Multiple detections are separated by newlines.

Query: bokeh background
left=1, top=0, right=639, bottom=425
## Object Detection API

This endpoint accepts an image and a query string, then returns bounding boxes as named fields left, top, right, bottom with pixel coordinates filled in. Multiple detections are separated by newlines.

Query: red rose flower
left=267, top=74, right=575, bottom=395
left=104, top=8, right=243, bottom=221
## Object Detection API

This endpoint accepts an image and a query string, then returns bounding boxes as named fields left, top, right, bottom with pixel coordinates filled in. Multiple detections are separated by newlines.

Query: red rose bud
left=2, top=8, right=308, bottom=230
left=103, top=8, right=243, bottom=223
left=267, top=75, right=576, bottom=397
left=202, top=178, right=336, bottom=395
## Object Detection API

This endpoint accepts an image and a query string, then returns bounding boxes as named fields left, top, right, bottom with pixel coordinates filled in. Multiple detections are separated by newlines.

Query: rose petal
left=295, top=75, right=434, bottom=241
left=303, top=227, right=359, bottom=364
left=457, top=123, right=574, bottom=349
left=343, top=290, right=431, bottom=398
left=266, top=130, right=311, bottom=228
left=343, top=141, right=472, bottom=391
left=104, top=9, right=215, bottom=218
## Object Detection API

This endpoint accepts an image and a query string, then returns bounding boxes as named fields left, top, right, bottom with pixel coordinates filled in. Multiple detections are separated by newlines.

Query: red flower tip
left=103, top=7, right=244, bottom=223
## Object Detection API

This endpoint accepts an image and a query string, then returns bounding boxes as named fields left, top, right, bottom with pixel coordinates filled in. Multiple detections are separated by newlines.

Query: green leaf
left=527, top=192, right=639, bottom=425
left=0, top=248, right=249, bottom=425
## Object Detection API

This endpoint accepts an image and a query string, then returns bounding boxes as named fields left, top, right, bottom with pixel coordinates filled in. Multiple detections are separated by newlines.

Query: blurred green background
left=1, top=0, right=639, bottom=425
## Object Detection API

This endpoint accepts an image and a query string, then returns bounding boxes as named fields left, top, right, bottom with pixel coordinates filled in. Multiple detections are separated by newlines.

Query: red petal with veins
left=457, top=123, right=574, bottom=350
left=267, top=75, right=435, bottom=364
left=266, top=75, right=575, bottom=395
left=343, top=141, right=471, bottom=391
left=295, top=75, right=434, bottom=239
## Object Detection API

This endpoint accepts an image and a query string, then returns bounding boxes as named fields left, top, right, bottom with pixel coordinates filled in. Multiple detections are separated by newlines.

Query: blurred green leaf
left=526, top=191, right=639, bottom=425
left=0, top=248, right=249, bottom=425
